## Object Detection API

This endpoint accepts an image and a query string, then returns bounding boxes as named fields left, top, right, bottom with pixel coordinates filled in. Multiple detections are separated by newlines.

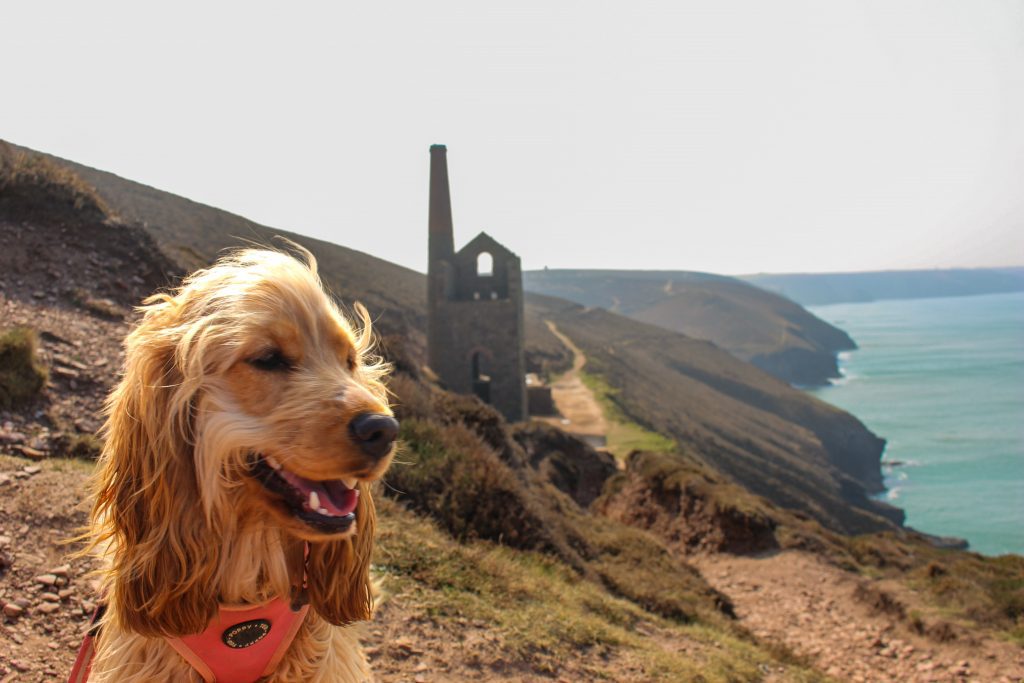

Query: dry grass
left=0, top=141, right=111, bottom=223
left=0, top=327, right=48, bottom=408
left=375, top=496, right=826, bottom=681
left=847, top=533, right=1024, bottom=643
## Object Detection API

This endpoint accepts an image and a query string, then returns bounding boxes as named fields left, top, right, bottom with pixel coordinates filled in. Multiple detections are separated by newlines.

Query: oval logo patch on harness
left=222, top=619, right=271, bottom=649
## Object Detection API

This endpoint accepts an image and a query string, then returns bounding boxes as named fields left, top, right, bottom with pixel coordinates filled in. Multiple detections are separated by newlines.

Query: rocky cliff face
left=749, top=346, right=841, bottom=388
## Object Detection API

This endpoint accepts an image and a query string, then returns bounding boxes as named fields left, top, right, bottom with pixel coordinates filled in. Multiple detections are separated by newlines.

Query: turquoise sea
left=809, top=291, right=1024, bottom=556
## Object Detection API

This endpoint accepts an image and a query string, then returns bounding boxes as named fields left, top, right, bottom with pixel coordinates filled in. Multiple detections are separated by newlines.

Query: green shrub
left=387, top=417, right=551, bottom=550
left=0, top=327, right=48, bottom=408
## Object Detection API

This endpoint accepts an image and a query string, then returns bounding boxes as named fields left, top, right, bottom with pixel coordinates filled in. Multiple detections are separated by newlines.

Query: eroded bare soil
left=695, top=551, right=1024, bottom=683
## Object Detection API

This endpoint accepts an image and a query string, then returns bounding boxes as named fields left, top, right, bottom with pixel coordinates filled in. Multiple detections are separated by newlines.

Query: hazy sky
left=3, top=1, right=1022, bottom=275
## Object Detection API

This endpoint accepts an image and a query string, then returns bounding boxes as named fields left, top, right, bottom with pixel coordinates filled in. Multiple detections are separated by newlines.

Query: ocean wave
left=886, top=487, right=902, bottom=501
left=881, top=458, right=921, bottom=468
left=830, top=372, right=856, bottom=387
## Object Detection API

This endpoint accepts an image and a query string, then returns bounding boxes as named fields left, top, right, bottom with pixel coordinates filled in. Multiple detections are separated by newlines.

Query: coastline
left=806, top=291, right=1024, bottom=556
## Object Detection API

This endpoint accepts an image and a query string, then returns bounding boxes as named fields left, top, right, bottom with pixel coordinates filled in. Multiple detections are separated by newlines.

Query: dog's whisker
left=378, top=478, right=406, bottom=497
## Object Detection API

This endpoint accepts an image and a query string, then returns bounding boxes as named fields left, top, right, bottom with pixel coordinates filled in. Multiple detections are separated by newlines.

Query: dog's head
left=91, top=245, right=395, bottom=636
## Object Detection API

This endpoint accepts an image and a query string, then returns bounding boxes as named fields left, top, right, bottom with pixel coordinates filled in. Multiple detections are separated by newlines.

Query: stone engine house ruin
left=427, top=144, right=528, bottom=421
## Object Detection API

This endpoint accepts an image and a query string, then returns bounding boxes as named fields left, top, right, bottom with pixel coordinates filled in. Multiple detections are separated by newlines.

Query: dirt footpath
left=694, top=551, right=1024, bottom=683
left=535, top=321, right=608, bottom=448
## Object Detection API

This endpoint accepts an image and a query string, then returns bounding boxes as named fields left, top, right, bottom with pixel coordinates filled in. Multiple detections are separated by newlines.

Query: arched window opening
left=477, top=251, right=493, bottom=276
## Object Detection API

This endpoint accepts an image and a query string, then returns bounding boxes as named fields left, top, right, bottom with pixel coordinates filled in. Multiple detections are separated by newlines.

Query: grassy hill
left=524, top=269, right=854, bottom=386
left=743, top=268, right=1024, bottom=306
left=7, top=140, right=896, bottom=535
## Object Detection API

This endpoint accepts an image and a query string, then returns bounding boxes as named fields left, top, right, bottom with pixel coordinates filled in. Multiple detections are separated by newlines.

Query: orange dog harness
left=166, top=597, right=309, bottom=683
left=69, top=544, right=310, bottom=683
left=69, top=600, right=308, bottom=683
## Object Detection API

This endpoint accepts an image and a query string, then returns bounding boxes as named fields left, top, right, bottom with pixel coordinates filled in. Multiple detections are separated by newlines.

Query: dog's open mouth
left=250, top=454, right=359, bottom=533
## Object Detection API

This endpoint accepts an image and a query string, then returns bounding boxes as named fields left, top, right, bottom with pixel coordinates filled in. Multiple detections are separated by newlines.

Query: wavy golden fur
left=84, top=246, right=393, bottom=682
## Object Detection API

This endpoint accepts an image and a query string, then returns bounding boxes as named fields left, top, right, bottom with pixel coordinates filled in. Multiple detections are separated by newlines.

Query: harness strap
left=68, top=603, right=106, bottom=683
left=288, top=538, right=310, bottom=611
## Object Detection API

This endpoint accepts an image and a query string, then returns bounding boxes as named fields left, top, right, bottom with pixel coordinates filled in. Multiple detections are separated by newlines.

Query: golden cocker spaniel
left=81, top=246, right=396, bottom=682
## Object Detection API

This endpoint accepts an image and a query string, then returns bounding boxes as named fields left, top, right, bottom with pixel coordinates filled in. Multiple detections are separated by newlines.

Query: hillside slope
left=524, top=269, right=854, bottom=385
left=0, top=208, right=818, bottom=682
left=528, top=294, right=901, bottom=534
left=11, top=141, right=893, bottom=535
left=743, top=268, right=1024, bottom=306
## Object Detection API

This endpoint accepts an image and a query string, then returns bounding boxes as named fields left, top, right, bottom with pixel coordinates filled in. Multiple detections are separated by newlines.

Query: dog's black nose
left=349, top=413, right=399, bottom=459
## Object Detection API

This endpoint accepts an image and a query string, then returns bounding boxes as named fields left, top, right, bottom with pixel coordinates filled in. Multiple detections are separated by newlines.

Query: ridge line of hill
left=523, top=268, right=856, bottom=386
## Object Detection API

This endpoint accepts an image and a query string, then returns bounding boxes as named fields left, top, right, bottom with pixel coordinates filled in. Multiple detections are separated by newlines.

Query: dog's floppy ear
left=307, top=484, right=376, bottom=624
left=90, top=296, right=220, bottom=637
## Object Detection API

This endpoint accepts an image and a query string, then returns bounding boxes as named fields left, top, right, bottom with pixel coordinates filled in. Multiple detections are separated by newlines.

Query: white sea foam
left=830, top=368, right=858, bottom=387
left=886, top=487, right=902, bottom=501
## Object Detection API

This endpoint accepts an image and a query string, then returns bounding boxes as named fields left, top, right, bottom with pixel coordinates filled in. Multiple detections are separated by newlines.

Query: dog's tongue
left=278, top=469, right=358, bottom=516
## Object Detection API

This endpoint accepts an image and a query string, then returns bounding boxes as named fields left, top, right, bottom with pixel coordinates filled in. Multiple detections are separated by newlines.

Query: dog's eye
left=249, top=350, right=292, bottom=372
left=346, top=351, right=358, bottom=372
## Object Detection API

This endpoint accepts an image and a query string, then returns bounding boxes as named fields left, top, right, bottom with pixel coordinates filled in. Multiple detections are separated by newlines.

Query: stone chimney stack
left=427, top=144, right=454, bottom=379
left=428, top=144, right=454, bottom=267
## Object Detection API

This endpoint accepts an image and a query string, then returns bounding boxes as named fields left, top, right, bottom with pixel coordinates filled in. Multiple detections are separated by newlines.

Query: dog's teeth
left=308, top=491, right=320, bottom=511
left=342, top=477, right=357, bottom=490
left=266, top=455, right=282, bottom=471
left=318, top=507, right=330, bottom=515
